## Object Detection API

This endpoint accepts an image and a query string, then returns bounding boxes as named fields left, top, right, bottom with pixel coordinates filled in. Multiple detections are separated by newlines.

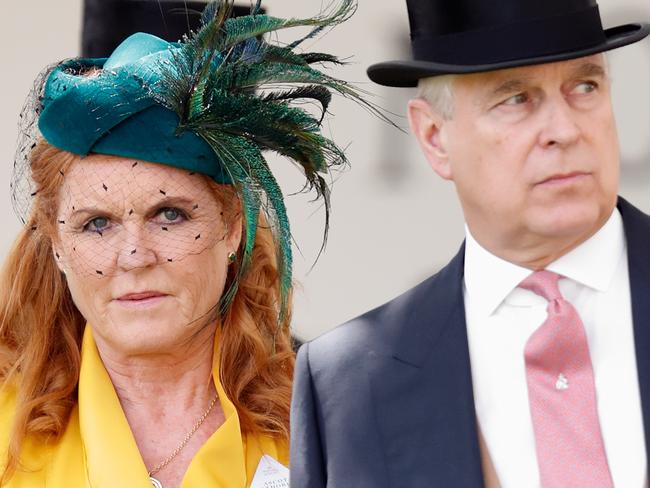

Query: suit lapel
left=619, top=197, right=650, bottom=470
left=369, top=245, right=485, bottom=487
left=366, top=197, right=650, bottom=487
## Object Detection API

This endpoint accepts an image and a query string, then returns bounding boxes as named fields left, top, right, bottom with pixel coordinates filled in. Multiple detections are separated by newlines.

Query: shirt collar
left=463, top=208, right=625, bottom=317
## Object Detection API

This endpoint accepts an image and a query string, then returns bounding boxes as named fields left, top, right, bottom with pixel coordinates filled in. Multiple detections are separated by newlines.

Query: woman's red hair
left=0, top=142, right=294, bottom=483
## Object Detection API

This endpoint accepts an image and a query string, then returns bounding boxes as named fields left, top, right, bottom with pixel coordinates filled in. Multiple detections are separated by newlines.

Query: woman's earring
left=227, top=251, right=237, bottom=264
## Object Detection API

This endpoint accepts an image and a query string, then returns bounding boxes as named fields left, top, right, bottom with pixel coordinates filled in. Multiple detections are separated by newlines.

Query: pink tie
left=519, top=270, right=613, bottom=488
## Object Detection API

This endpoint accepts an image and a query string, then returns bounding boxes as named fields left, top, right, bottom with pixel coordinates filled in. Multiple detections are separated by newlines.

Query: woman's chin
left=91, top=300, right=217, bottom=354
left=96, top=320, right=195, bottom=355
left=99, top=305, right=190, bottom=346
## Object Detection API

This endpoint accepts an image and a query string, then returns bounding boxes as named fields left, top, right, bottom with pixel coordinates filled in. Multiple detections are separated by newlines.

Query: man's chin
left=529, top=201, right=612, bottom=240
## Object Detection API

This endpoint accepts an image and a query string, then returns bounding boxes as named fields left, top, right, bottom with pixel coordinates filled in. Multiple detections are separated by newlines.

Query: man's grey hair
left=417, top=75, right=456, bottom=120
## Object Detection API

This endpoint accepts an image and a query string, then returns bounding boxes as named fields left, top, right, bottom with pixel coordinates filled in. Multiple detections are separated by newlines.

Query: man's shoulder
left=619, top=197, right=650, bottom=237
left=302, top=255, right=463, bottom=369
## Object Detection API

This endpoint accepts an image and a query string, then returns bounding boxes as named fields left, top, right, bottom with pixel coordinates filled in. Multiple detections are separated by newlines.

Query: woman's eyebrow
left=67, top=196, right=199, bottom=219
left=145, top=196, right=198, bottom=211
left=68, top=205, right=108, bottom=220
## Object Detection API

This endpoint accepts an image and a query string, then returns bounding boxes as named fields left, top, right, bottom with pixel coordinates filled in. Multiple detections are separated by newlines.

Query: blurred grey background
left=2, top=0, right=649, bottom=341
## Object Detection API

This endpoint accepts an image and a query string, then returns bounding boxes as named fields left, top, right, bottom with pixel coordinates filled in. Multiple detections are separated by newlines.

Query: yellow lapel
left=181, top=328, right=247, bottom=487
left=77, top=326, right=285, bottom=488
left=78, top=328, right=153, bottom=488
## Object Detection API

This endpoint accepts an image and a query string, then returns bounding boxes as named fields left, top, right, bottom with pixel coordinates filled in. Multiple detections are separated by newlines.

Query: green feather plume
left=154, top=0, right=389, bottom=338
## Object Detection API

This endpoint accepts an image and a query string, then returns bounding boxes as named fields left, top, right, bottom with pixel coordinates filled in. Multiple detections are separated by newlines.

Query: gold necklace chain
left=148, top=392, right=219, bottom=477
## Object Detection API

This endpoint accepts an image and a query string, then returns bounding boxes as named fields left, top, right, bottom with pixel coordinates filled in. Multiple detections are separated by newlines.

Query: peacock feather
left=153, top=0, right=389, bottom=339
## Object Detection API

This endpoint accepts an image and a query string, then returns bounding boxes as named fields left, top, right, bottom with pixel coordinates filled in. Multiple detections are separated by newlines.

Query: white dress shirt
left=464, top=209, right=647, bottom=487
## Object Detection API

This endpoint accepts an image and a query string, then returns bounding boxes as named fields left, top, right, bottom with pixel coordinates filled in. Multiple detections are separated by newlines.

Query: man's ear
left=407, top=98, right=453, bottom=181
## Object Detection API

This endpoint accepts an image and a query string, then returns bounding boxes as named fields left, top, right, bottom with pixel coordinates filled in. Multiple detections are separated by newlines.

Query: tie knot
left=518, top=270, right=562, bottom=301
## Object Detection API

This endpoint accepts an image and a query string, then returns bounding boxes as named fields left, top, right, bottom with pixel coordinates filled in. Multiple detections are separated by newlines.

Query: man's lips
left=537, top=171, right=591, bottom=185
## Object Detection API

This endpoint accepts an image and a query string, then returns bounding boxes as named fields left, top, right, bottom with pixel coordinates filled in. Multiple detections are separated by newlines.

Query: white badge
left=249, top=454, right=290, bottom=488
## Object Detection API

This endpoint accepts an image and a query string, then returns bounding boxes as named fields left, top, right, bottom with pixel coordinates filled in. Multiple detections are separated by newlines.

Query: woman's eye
left=84, top=216, right=109, bottom=233
left=157, top=207, right=187, bottom=224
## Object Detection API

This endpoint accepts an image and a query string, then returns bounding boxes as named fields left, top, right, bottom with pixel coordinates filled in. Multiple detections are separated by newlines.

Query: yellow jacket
left=0, top=328, right=288, bottom=487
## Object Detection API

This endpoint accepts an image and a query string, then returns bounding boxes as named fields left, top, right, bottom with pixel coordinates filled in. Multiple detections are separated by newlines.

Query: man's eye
left=503, top=93, right=529, bottom=106
left=84, top=216, right=109, bottom=233
left=574, top=81, right=598, bottom=95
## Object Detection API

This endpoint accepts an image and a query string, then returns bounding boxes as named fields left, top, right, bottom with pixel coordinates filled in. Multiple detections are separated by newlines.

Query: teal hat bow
left=23, top=0, right=386, bottom=326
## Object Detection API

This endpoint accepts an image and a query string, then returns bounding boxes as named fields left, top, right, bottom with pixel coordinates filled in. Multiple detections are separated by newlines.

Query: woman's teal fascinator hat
left=14, top=0, right=384, bottom=323
left=39, top=32, right=230, bottom=182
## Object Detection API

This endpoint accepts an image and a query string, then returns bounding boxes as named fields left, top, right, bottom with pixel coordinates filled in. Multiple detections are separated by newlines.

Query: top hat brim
left=368, top=22, right=650, bottom=87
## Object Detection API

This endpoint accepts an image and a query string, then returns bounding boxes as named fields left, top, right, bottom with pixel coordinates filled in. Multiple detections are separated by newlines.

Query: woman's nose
left=116, top=225, right=160, bottom=272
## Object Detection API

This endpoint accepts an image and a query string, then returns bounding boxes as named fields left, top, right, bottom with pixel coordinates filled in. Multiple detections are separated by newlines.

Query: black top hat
left=82, top=0, right=263, bottom=58
left=368, top=0, right=650, bottom=87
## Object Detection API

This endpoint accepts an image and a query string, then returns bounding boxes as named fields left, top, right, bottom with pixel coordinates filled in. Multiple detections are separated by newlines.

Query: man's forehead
left=491, top=54, right=604, bottom=79
left=460, top=54, right=608, bottom=93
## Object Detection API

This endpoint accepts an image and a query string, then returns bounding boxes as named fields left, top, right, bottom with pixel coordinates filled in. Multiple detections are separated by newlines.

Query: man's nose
left=538, top=97, right=582, bottom=149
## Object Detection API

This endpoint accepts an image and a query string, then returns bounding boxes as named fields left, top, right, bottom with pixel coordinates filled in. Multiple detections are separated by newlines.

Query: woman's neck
left=93, top=324, right=225, bottom=488
left=97, top=324, right=215, bottom=405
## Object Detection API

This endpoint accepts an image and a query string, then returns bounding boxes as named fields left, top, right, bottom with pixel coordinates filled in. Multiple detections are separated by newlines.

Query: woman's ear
left=52, top=245, right=66, bottom=274
left=226, top=211, right=243, bottom=254
left=407, top=98, right=454, bottom=181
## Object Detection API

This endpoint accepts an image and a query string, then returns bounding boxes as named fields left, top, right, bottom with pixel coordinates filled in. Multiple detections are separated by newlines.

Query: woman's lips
left=115, top=291, right=168, bottom=308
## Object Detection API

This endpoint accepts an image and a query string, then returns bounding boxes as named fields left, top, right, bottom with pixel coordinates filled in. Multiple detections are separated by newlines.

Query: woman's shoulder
left=0, top=381, right=20, bottom=477
left=0, top=380, right=85, bottom=485
left=0, top=381, right=18, bottom=434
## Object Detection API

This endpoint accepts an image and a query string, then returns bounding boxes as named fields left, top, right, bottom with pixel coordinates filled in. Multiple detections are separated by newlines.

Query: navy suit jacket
left=290, top=198, right=650, bottom=487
